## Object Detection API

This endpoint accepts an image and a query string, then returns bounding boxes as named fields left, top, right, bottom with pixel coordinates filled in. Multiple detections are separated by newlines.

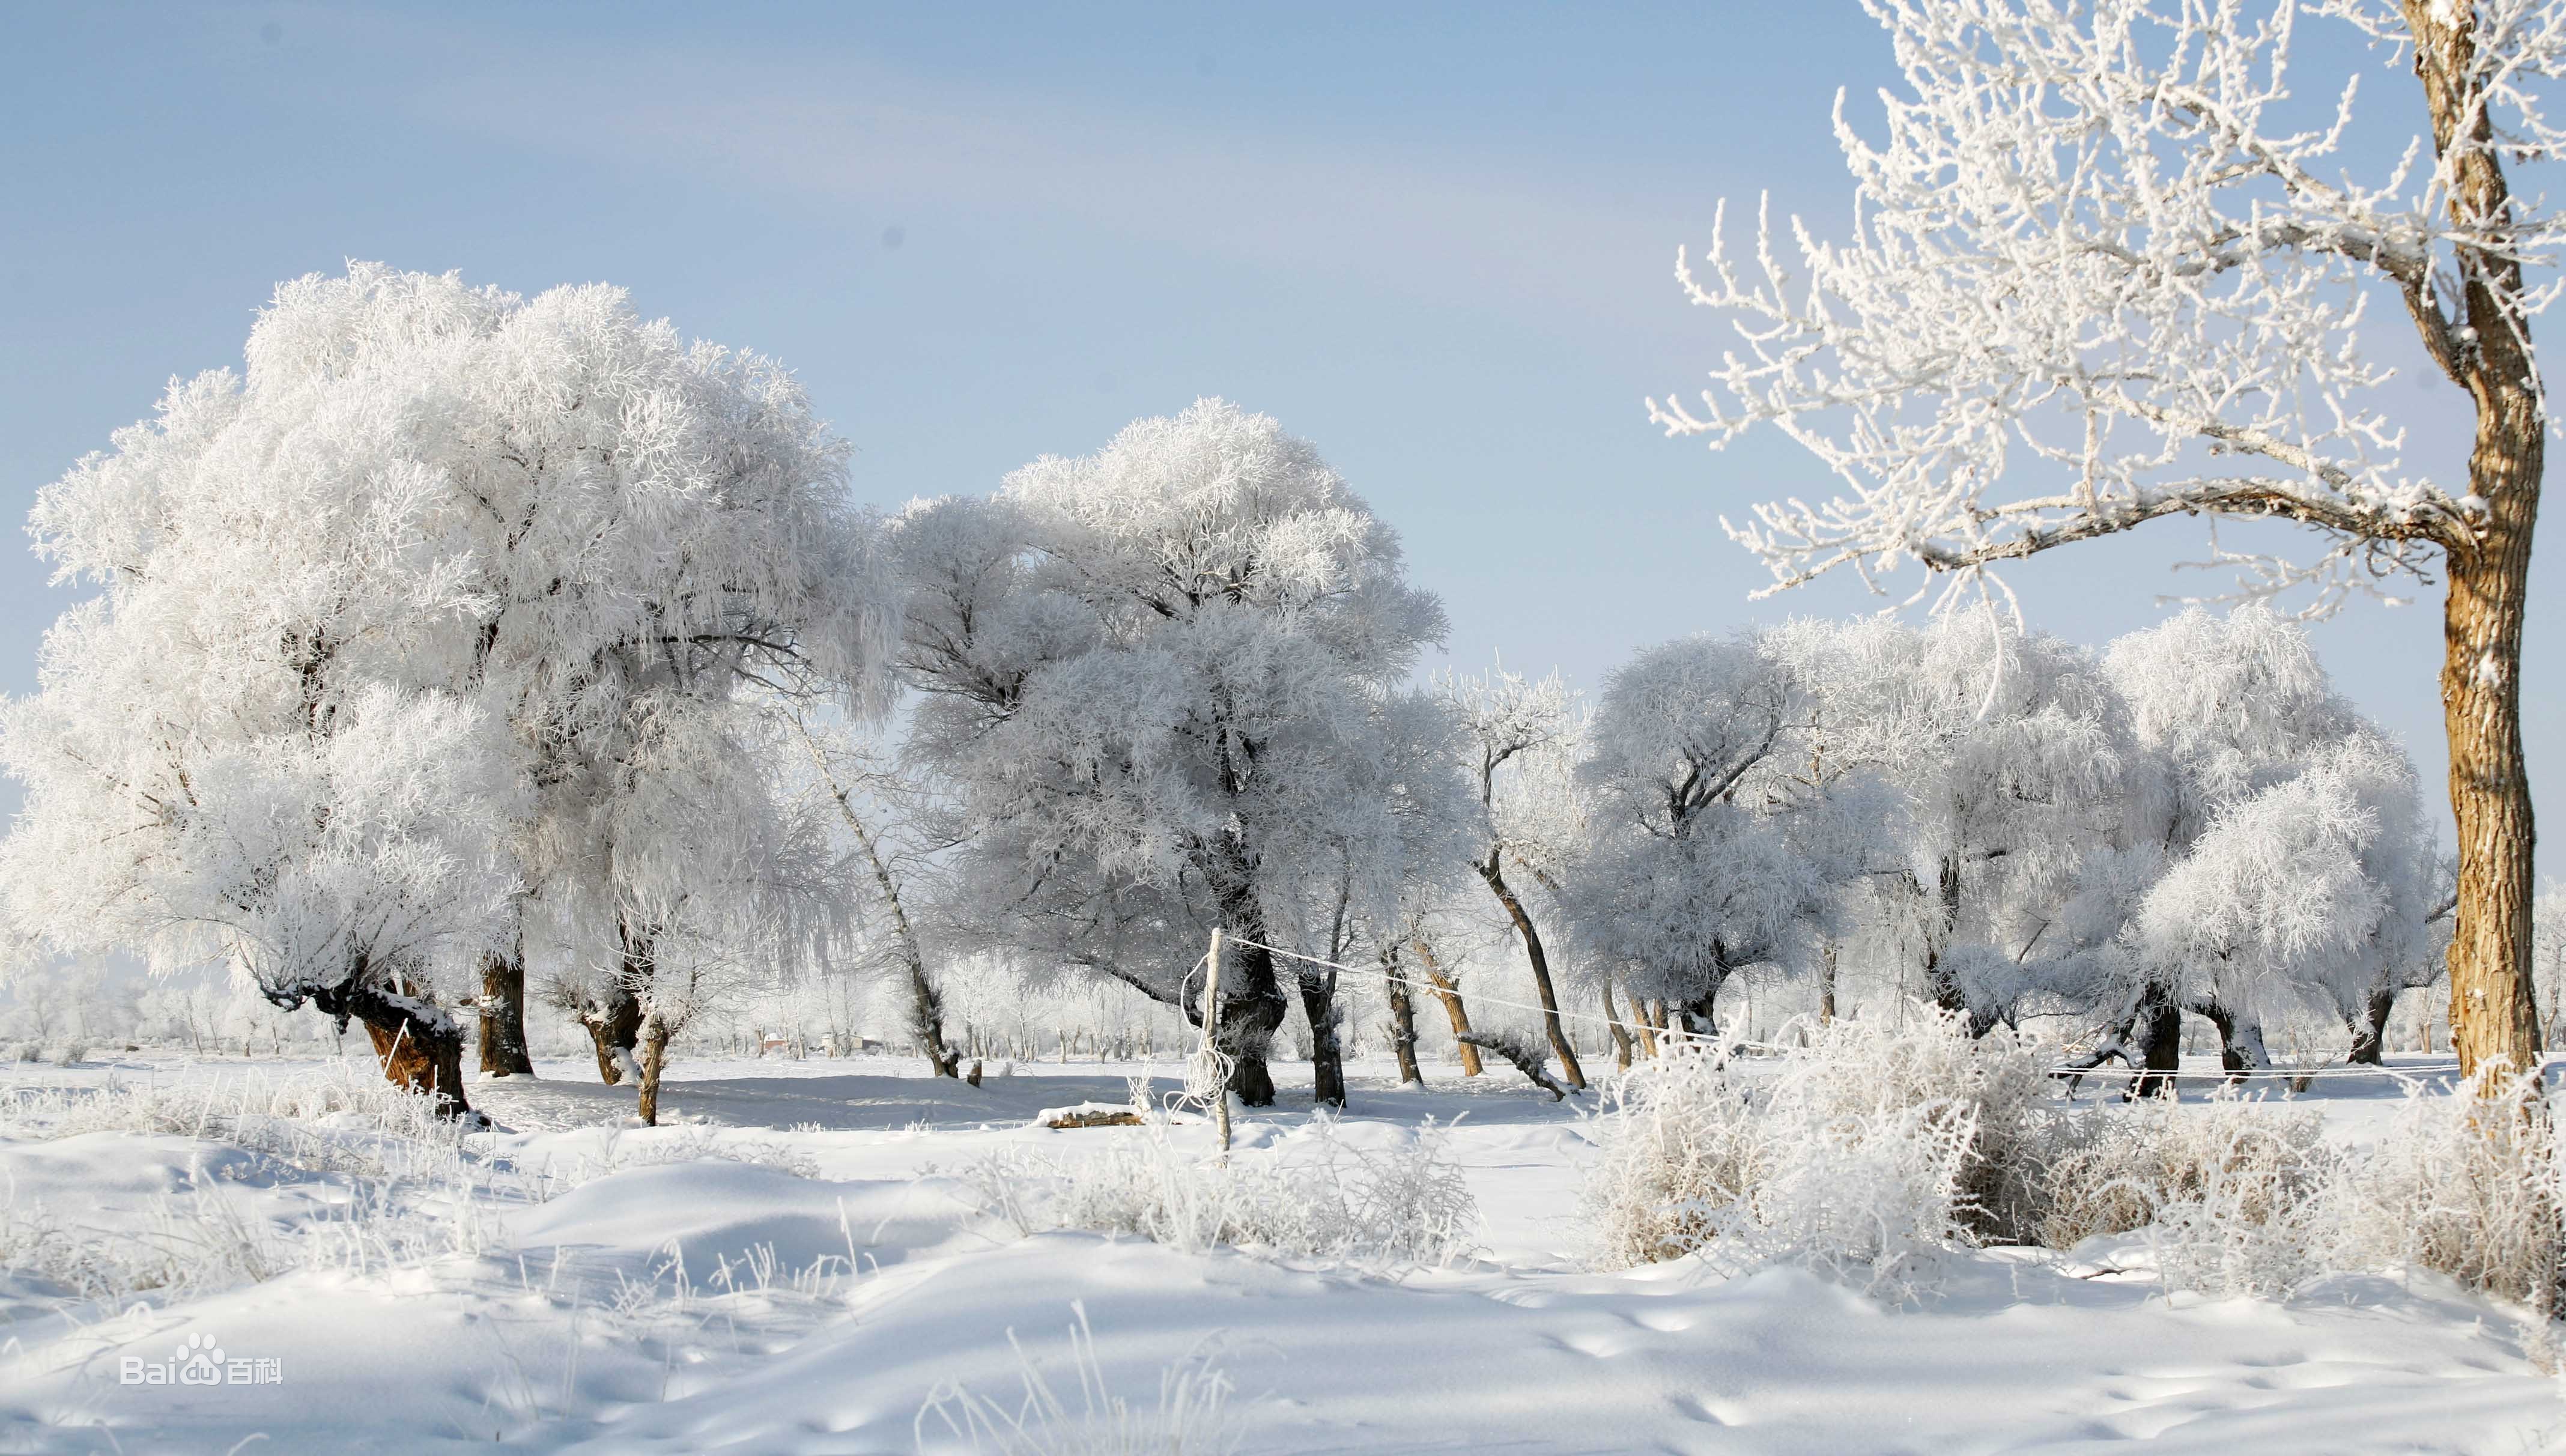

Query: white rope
left=1221, top=934, right=2557, bottom=1085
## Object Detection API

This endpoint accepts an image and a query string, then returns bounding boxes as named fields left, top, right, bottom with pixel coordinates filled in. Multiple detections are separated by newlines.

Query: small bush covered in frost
left=2330, top=1069, right=2562, bottom=1308
left=948, top=1108, right=1478, bottom=1268
left=1581, top=1006, right=2051, bottom=1293
left=2031, top=1090, right=2334, bottom=1297
left=1583, top=1007, right=2564, bottom=1311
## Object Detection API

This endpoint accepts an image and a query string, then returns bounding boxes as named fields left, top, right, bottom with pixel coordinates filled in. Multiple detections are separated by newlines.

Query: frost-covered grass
left=1582, top=1006, right=2565, bottom=1312
left=945, top=1090, right=1479, bottom=1268
left=1, top=1048, right=2558, bottom=1454
left=917, top=1303, right=1241, bottom=1456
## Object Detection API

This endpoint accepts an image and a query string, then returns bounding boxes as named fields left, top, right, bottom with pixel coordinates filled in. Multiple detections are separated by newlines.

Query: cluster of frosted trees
left=1444, top=605, right=2448, bottom=1099
left=0, top=262, right=2467, bottom=1118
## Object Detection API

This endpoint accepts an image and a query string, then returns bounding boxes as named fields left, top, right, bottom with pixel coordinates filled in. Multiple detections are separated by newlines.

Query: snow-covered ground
left=2, top=1050, right=2559, bottom=1454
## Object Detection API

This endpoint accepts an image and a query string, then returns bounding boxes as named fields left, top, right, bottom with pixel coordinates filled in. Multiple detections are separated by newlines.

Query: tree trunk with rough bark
left=635, top=1013, right=672, bottom=1126
left=1197, top=878, right=1289, bottom=1105
left=1410, top=938, right=1482, bottom=1076
left=2126, top=983, right=2182, bottom=1100
left=310, top=969, right=474, bottom=1118
left=476, top=944, right=535, bottom=1078
left=2347, top=984, right=2400, bottom=1066
left=581, top=983, right=642, bottom=1085
left=2191, top=997, right=2270, bottom=1084
left=1600, top=979, right=1635, bottom=1070
left=1296, top=968, right=1347, bottom=1107
left=1477, top=856, right=1586, bottom=1089
left=1384, top=948, right=1424, bottom=1087
left=1921, top=855, right=1970, bottom=1018
left=2402, top=1, right=2546, bottom=1082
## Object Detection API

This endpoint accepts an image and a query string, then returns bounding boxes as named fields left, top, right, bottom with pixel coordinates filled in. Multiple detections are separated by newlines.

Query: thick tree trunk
left=635, top=1014, right=672, bottom=1126
left=1478, top=857, right=1586, bottom=1089
left=2403, top=0, right=2546, bottom=1083
left=1410, top=938, right=1483, bottom=1077
left=2441, top=535, right=2543, bottom=1079
left=1384, top=948, right=1424, bottom=1087
left=1671, top=969, right=1730, bottom=1042
left=1295, top=968, right=1346, bottom=1108
left=581, top=983, right=643, bottom=1085
left=2191, top=998, right=2270, bottom=1084
left=2347, top=984, right=2400, bottom=1066
left=476, top=945, right=535, bottom=1078
left=310, top=971, right=474, bottom=1118
left=1194, top=888, right=1289, bottom=1105
left=2126, top=983, right=2182, bottom=1100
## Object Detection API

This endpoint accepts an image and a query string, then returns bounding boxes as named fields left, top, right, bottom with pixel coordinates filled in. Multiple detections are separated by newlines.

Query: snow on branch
left=1652, top=0, right=2566, bottom=612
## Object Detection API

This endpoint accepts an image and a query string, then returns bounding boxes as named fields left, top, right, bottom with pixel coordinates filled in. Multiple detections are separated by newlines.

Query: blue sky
left=4, top=2, right=2556, bottom=875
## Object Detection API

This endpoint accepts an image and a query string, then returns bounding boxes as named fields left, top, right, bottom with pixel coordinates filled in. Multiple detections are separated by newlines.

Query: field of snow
left=2, top=1050, right=2560, bottom=1454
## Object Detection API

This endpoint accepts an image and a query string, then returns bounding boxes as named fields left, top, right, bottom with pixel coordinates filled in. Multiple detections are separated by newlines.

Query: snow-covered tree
left=1655, top=0, right=2560, bottom=1076
left=2103, top=605, right=2433, bottom=1072
left=1438, top=664, right=1590, bottom=1087
left=2134, top=731, right=2436, bottom=1072
left=1567, top=632, right=1818, bottom=1039
left=1777, top=609, right=2135, bottom=1030
left=1, top=264, right=891, bottom=1111
left=893, top=399, right=1462, bottom=1105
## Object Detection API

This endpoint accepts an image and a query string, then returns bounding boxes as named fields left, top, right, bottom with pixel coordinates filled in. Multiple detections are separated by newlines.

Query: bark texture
left=2126, top=983, right=2182, bottom=1101
left=476, top=945, right=535, bottom=1078
left=1384, top=950, right=1424, bottom=1087
left=1411, top=938, right=1483, bottom=1077
left=581, top=983, right=643, bottom=1085
left=636, top=1015, right=672, bottom=1126
left=1296, top=968, right=1347, bottom=1107
left=308, top=972, right=474, bottom=1118
left=2347, top=984, right=2400, bottom=1066
left=2404, top=0, right=2546, bottom=1080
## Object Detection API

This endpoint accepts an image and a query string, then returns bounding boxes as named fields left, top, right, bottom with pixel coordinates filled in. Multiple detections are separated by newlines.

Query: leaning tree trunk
left=1478, top=855, right=1586, bottom=1090
left=476, top=943, right=535, bottom=1078
left=1383, top=948, right=1424, bottom=1087
left=795, top=721, right=960, bottom=1078
left=1295, top=968, right=1347, bottom=1108
left=1410, top=938, right=1483, bottom=1077
left=2403, top=0, right=2546, bottom=1082
left=1600, top=979, right=1636, bottom=1070
left=2191, top=997, right=2270, bottom=1084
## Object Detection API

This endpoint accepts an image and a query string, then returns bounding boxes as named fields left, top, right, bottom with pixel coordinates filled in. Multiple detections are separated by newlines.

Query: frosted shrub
left=951, top=1112, right=1478, bottom=1268
left=2055, top=1093, right=2335, bottom=1299
left=2035, top=1093, right=2334, bottom=1247
left=2330, top=1070, right=2563, bottom=1309
left=1582, top=1006, right=2054, bottom=1293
